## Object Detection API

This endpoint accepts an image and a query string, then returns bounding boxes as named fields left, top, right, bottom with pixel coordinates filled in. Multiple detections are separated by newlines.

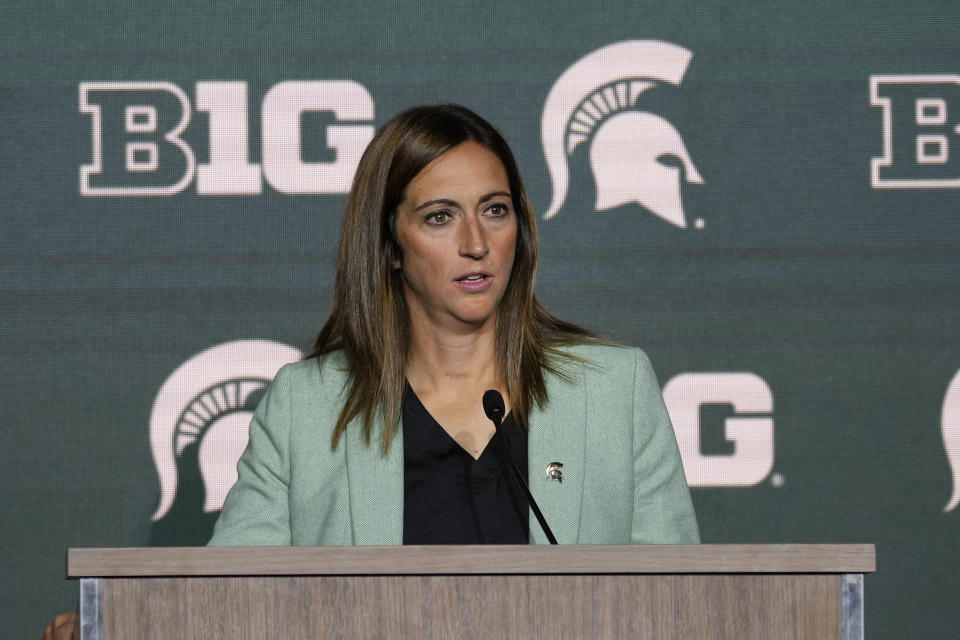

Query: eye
left=426, top=210, right=452, bottom=225
left=486, top=202, right=511, bottom=217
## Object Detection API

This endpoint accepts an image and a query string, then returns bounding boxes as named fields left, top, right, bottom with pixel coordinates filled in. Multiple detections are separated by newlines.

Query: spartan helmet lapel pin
left=546, top=462, right=564, bottom=483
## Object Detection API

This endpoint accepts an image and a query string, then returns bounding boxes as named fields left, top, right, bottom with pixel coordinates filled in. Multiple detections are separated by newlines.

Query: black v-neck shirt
left=402, top=386, right=530, bottom=544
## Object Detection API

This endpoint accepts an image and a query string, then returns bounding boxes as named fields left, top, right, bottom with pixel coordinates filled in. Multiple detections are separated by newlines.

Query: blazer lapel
left=345, top=415, right=404, bottom=545
left=527, top=363, right=587, bottom=544
left=342, top=363, right=587, bottom=546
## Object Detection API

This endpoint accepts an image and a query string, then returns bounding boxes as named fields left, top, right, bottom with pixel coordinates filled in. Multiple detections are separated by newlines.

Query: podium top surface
left=67, top=544, right=875, bottom=578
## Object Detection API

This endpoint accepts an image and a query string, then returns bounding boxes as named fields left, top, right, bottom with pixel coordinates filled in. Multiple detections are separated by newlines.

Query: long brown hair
left=307, top=104, right=594, bottom=451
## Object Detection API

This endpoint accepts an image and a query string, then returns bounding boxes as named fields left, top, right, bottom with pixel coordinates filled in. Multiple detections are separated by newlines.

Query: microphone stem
left=493, top=417, right=558, bottom=545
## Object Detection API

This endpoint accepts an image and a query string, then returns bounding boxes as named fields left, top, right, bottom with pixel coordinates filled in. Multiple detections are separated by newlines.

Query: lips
left=455, top=271, right=491, bottom=282
left=453, top=271, right=493, bottom=291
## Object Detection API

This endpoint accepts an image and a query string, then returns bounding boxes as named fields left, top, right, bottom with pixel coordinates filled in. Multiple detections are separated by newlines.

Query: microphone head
left=482, top=389, right=505, bottom=422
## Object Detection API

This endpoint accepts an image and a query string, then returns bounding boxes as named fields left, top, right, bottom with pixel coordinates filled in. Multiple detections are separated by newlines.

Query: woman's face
left=394, top=140, right=518, bottom=333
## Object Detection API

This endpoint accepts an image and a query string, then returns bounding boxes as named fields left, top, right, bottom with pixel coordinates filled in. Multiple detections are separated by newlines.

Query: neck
left=405, top=316, right=500, bottom=394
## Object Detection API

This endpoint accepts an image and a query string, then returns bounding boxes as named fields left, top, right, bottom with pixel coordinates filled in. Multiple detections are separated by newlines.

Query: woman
left=43, top=103, right=697, bottom=639
left=207, top=104, right=698, bottom=546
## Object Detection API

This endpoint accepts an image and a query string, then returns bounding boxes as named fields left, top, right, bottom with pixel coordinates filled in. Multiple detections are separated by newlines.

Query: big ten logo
left=663, top=372, right=775, bottom=488
left=79, top=81, right=375, bottom=196
left=871, top=75, right=960, bottom=188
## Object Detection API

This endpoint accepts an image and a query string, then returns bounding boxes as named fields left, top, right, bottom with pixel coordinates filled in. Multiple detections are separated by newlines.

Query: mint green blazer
left=208, top=344, right=699, bottom=546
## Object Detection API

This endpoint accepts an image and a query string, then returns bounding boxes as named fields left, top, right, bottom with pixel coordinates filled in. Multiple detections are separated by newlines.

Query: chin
left=451, top=306, right=499, bottom=327
left=454, top=314, right=497, bottom=328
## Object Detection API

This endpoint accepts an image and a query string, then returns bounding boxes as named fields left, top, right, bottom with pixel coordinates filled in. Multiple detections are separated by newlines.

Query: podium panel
left=69, top=544, right=875, bottom=640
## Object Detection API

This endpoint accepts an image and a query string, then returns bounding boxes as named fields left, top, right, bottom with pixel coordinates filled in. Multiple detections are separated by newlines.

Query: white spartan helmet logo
left=943, top=370, right=960, bottom=512
left=150, top=340, right=302, bottom=520
left=542, top=40, right=704, bottom=227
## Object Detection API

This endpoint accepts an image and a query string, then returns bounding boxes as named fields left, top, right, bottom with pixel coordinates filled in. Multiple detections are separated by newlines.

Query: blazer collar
left=344, top=363, right=588, bottom=546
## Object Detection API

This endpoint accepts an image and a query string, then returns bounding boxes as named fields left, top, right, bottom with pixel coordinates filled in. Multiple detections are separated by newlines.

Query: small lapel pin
left=546, top=462, right=564, bottom=483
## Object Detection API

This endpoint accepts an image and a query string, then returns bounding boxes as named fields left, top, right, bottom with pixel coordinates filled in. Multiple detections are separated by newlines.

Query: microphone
left=481, top=389, right=505, bottom=423
left=482, top=390, right=558, bottom=545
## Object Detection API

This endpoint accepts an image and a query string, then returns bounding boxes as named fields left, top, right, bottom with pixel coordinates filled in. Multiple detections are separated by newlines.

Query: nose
left=458, top=215, right=489, bottom=260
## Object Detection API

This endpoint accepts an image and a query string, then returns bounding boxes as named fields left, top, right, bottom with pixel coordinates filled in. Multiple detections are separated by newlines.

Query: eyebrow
left=413, top=190, right=512, bottom=212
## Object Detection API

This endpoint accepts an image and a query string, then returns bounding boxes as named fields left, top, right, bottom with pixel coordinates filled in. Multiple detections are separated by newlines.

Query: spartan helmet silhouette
left=943, top=370, right=960, bottom=512
left=542, top=40, right=703, bottom=227
left=149, top=340, right=302, bottom=521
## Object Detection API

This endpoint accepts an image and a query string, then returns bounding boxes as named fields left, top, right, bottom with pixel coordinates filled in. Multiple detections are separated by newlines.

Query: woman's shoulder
left=554, top=341, right=653, bottom=371
left=271, top=350, right=350, bottom=394
left=550, top=342, right=664, bottom=391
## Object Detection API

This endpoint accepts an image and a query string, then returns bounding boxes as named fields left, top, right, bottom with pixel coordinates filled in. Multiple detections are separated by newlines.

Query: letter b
left=80, top=82, right=195, bottom=195
left=871, top=75, right=960, bottom=188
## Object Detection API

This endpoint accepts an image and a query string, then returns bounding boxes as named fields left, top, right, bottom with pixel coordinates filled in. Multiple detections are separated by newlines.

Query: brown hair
left=307, top=104, right=594, bottom=451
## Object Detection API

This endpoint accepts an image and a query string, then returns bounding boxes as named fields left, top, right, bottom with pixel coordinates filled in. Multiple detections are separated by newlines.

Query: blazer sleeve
left=631, top=349, right=701, bottom=543
left=207, top=366, right=294, bottom=546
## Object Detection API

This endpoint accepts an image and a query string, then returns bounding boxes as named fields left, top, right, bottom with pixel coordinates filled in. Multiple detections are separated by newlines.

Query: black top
left=402, top=386, right=530, bottom=544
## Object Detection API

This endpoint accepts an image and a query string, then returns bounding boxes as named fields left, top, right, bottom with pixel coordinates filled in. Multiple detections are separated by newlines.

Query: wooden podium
left=69, top=544, right=875, bottom=639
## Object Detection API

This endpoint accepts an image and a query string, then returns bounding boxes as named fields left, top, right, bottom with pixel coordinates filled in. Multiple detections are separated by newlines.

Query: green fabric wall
left=3, top=2, right=958, bottom=637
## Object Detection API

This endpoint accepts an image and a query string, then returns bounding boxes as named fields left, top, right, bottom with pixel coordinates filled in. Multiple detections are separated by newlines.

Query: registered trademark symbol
left=770, top=473, right=784, bottom=488
left=694, top=218, right=705, bottom=229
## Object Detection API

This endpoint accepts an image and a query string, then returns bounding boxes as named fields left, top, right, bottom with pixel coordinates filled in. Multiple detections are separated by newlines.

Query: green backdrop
left=3, top=2, right=959, bottom=638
